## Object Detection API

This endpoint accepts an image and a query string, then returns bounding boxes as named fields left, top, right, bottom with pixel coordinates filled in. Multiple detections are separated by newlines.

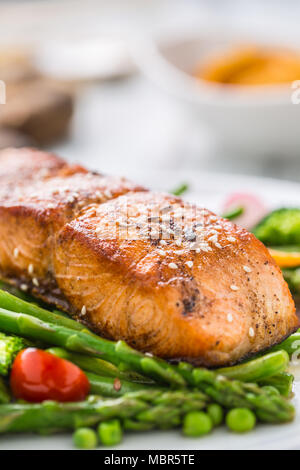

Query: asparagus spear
left=178, top=365, right=294, bottom=423
left=0, top=308, right=186, bottom=386
left=0, top=377, right=10, bottom=404
left=47, top=347, right=152, bottom=384
left=0, top=308, right=294, bottom=422
left=216, top=351, right=289, bottom=383
left=86, top=373, right=158, bottom=398
left=270, top=329, right=300, bottom=356
left=0, top=390, right=208, bottom=434
left=1, top=289, right=290, bottom=383
left=259, top=372, right=294, bottom=397
left=0, top=293, right=289, bottom=384
left=0, top=290, right=84, bottom=332
left=0, top=332, right=28, bottom=376
left=0, top=281, right=34, bottom=302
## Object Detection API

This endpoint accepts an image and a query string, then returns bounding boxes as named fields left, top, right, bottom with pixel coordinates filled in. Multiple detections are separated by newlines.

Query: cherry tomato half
left=10, top=348, right=90, bottom=403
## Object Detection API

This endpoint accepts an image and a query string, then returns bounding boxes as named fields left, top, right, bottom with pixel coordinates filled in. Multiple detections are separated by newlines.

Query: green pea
left=207, top=404, right=224, bottom=426
left=98, top=419, right=123, bottom=446
left=226, top=408, right=256, bottom=433
left=73, top=427, right=98, bottom=449
left=182, top=411, right=213, bottom=437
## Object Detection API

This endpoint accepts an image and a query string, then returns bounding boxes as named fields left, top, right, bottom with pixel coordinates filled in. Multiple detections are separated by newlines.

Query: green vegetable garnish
left=46, top=347, right=152, bottom=384
left=253, top=208, right=300, bottom=246
left=183, top=411, right=213, bottom=437
left=271, top=328, right=300, bottom=357
left=0, top=390, right=208, bottom=434
left=86, top=373, right=160, bottom=398
left=171, top=183, right=189, bottom=196
left=216, top=350, right=289, bottom=383
left=0, top=299, right=294, bottom=423
left=259, top=372, right=294, bottom=398
left=207, top=403, right=223, bottom=427
left=222, top=206, right=244, bottom=221
left=0, top=290, right=84, bottom=332
left=0, top=332, right=27, bottom=376
left=73, top=427, right=98, bottom=449
left=98, top=420, right=123, bottom=446
left=261, top=385, right=280, bottom=396
left=226, top=408, right=256, bottom=433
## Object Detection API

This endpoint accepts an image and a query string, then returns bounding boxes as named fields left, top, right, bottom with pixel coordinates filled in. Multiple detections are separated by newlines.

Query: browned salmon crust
left=0, top=149, right=145, bottom=304
left=0, top=148, right=297, bottom=366
left=0, top=147, right=66, bottom=185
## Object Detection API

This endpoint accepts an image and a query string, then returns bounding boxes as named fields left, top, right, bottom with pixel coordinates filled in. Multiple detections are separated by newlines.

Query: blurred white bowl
left=132, top=33, right=300, bottom=158
left=35, top=36, right=134, bottom=81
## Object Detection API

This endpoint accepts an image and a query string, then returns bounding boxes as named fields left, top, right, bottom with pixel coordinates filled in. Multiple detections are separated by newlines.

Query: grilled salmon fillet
left=0, top=147, right=66, bottom=185
left=0, top=148, right=297, bottom=366
left=0, top=147, right=87, bottom=187
left=0, top=152, right=144, bottom=306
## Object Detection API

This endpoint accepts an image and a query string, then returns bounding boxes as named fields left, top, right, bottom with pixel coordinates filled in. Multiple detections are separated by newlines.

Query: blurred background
left=1, top=0, right=300, bottom=187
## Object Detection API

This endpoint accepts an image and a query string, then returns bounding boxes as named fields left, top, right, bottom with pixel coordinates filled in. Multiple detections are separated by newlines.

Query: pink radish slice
left=222, top=193, right=268, bottom=230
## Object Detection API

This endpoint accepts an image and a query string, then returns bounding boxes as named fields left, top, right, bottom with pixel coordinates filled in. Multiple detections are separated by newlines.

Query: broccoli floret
left=0, top=333, right=27, bottom=376
left=253, top=208, right=300, bottom=246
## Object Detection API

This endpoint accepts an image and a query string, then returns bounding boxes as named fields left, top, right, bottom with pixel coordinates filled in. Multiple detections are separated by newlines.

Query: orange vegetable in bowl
left=195, top=45, right=300, bottom=86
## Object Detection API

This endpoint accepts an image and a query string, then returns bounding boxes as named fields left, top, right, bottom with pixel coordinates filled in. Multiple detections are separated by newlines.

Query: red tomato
left=10, top=348, right=90, bottom=403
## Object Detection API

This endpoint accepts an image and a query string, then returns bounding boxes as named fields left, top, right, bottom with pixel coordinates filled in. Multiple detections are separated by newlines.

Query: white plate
left=1, top=169, right=300, bottom=450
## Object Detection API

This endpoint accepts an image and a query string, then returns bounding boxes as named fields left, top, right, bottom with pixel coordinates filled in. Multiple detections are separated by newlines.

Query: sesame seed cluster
left=90, top=196, right=242, bottom=269
left=5, top=173, right=136, bottom=211
left=74, top=192, right=261, bottom=340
